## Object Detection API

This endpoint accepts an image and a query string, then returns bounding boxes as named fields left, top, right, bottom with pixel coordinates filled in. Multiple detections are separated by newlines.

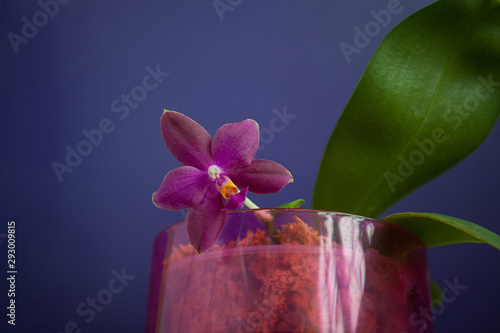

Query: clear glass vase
left=146, top=209, right=434, bottom=333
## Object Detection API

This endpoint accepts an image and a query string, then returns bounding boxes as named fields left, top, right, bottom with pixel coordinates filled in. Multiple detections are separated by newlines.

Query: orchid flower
left=153, top=111, right=293, bottom=253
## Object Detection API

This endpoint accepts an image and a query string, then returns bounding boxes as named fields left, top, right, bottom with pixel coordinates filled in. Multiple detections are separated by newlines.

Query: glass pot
left=146, top=209, right=433, bottom=333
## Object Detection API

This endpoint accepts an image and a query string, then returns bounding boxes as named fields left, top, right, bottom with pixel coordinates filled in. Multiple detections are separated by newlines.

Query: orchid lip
left=208, top=165, right=239, bottom=199
left=216, top=176, right=238, bottom=199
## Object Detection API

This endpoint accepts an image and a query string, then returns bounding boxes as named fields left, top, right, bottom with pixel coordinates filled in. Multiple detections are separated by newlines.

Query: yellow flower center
left=218, top=178, right=238, bottom=199
left=207, top=165, right=239, bottom=199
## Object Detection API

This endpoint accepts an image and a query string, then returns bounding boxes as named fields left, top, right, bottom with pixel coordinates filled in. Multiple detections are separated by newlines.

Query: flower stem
left=246, top=197, right=281, bottom=245
left=244, top=196, right=260, bottom=209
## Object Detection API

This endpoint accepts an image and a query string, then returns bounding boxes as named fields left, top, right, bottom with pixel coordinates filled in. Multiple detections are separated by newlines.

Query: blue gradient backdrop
left=1, top=1, right=499, bottom=332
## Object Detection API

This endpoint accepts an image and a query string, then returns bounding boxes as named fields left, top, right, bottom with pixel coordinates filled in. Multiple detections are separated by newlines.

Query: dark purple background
left=1, top=1, right=499, bottom=332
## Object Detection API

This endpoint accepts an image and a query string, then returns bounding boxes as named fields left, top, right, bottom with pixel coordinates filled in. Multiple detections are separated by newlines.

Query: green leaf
left=278, top=199, right=305, bottom=208
left=430, top=280, right=442, bottom=308
left=313, top=0, right=500, bottom=217
left=381, top=212, right=500, bottom=250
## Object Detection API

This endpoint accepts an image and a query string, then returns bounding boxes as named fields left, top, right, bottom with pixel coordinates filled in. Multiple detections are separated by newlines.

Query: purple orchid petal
left=225, top=187, right=248, bottom=210
left=186, top=195, right=227, bottom=253
left=212, top=119, right=259, bottom=170
left=229, top=159, right=293, bottom=194
left=161, top=111, right=213, bottom=170
left=152, top=166, right=209, bottom=210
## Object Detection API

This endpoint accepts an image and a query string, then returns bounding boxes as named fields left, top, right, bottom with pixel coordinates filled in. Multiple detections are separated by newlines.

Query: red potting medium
left=146, top=209, right=433, bottom=333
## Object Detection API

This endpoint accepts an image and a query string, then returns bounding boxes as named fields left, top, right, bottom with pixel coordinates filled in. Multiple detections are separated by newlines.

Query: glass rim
left=163, top=208, right=426, bottom=248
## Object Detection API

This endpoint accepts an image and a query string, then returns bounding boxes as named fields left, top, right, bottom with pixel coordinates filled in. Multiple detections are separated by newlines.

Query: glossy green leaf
left=278, top=199, right=305, bottom=208
left=313, top=0, right=500, bottom=217
left=381, top=212, right=500, bottom=250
